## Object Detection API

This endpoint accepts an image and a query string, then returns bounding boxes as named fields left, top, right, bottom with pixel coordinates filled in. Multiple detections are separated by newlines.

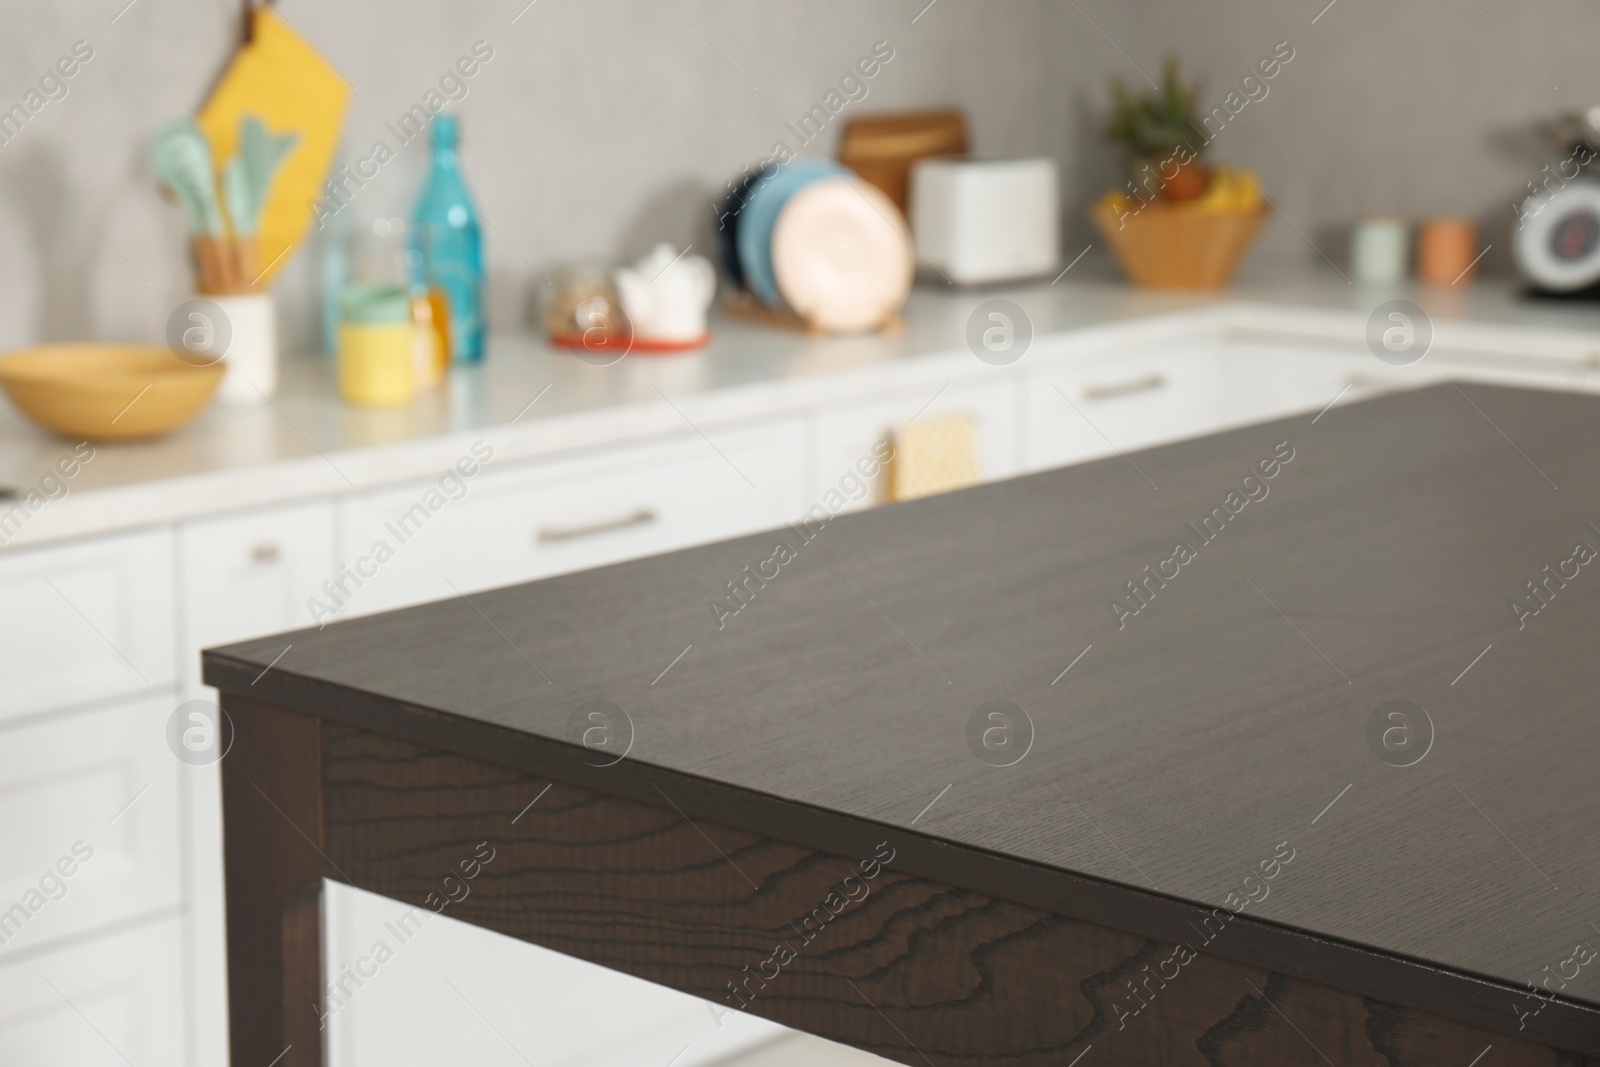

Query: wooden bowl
left=0, top=344, right=224, bottom=440
left=1091, top=201, right=1269, bottom=290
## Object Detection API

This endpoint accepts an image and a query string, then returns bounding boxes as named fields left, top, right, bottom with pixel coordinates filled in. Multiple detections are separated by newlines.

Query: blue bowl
left=737, top=159, right=847, bottom=309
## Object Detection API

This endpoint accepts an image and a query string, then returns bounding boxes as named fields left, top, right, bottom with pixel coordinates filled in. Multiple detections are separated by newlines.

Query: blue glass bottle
left=409, top=113, right=485, bottom=362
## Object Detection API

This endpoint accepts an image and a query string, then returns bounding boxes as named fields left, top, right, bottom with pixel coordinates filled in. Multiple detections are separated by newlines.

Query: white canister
left=1350, top=217, right=1410, bottom=285
left=202, top=292, right=279, bottom=402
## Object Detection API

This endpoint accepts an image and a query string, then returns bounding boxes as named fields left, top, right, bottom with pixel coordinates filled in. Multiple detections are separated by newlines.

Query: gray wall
left=1063, top=0, right=1600, bottom=276
left=0, top=0, right=1593, bottom=353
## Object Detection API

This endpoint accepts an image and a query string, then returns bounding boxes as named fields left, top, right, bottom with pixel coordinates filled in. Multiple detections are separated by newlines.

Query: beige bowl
left=0, top=344, right=224, bottom=440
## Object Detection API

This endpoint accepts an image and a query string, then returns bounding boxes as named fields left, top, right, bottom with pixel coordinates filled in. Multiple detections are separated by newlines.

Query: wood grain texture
left=220, top=697, right=329, bottom=1067
left=313, top=721, right=1590, bottom=1066
left=207, top=383, right=1600, bottom=1052
left=282, top=881, right=326, bottom=1067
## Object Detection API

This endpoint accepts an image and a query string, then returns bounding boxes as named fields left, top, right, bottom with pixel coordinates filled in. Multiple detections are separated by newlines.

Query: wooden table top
left=206, top=381, right=1600, bottom=1033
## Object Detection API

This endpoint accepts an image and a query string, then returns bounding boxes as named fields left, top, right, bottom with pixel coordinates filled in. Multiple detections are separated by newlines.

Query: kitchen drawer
left=0, top=695, right=182, bottom=960
left=335, top=421, right=807, bottom=618
left=0, top=915, right=187, bottom=1067
left=1025, top=348, right=1224, bottom=473
left=177, top=499, right=336, bottom=692
left=0, top=528, right=174, bottom=722
left=812, top=377, right=1020, bottom=512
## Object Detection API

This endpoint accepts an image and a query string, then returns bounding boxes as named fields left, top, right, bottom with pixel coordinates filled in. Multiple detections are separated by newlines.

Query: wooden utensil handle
left=193, top=236, right=263, bottom=295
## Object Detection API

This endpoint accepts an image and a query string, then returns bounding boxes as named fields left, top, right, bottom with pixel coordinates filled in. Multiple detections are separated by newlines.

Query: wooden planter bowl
left=1091, top=201, right=1269, bottom=290
left=0, top=344, right=224, bottom=440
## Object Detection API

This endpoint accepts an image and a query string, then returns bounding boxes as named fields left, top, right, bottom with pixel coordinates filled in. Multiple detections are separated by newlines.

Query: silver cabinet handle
left=1083, top=373, right=1166, bottom=401
left=251, top=542, right=281, bottom=564
left=537, top=508, right=657, bottom=544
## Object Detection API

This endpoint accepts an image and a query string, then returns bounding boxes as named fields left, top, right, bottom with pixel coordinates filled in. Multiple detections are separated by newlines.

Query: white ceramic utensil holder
left=208, top=292, right=278, bottom=402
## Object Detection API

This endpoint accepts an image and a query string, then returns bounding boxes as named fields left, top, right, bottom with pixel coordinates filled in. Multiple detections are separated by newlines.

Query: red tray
left=548, top=332, right=710, bottom=355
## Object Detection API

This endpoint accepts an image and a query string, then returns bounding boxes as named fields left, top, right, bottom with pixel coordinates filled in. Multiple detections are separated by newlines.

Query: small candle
left=1351, top=217, right=1409, bottom=284
left=1417, top=218, right=1480, bottom=286
left=339, top=284, right=417, bottom=407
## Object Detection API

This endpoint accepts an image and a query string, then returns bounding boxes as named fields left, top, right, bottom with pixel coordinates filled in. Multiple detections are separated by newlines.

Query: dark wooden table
left=206, top=382, right=1600, bottom=1067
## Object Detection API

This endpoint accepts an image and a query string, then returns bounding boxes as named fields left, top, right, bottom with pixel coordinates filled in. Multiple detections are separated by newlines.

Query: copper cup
left=1417, top=218, right=1480, bottom=286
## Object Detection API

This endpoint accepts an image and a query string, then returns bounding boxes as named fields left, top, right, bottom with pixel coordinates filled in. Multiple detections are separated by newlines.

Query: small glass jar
left=543, top=263, right=629, bottom=348
left=409, top=286, right=450, bottom=389
left=339, top=284, right=416, bottom=407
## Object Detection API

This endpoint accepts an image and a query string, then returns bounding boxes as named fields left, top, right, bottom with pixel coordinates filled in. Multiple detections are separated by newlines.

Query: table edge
left=203, top=651, right=1600, bottom=1055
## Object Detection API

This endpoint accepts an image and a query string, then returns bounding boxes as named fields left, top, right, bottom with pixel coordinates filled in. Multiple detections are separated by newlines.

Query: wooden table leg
left=221, top=697, right=330, bottom=1067
left=282, top=881, right=326, bottom=1067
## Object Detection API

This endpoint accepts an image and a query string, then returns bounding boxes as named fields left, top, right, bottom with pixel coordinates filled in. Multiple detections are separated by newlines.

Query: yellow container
left=338, top=285, right=416, bottom=407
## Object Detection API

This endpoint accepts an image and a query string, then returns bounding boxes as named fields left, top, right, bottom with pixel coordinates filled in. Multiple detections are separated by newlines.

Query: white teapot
left=614, top=243, right=716, bottom=345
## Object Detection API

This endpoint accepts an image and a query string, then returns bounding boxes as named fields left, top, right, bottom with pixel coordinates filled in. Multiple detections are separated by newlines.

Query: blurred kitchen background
left=2, top=0, right=1596, bottom=352
left=6, top=2, right=1600, bottom=1066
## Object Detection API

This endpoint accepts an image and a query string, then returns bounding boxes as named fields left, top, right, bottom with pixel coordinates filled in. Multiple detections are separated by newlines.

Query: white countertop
left=5, top=258, right=1600, bottom=550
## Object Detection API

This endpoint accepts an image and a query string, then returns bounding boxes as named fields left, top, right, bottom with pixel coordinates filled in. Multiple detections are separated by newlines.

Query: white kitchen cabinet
left=1025, top=347, right=1224, bottom=473
left=0, top=299, right=1594, bottom=1067
left=325, top=882, right=789, bottom=1067
left=334, top=420, right=808, bottom=619
left=0, top=528, right=174, bottom=723
left=1218, top=340, right=1589, bottom=428
left=176, top=499, right=337, bottom=693
left=812, top=376, right=1019, bottom=511
left=176, top=500, right=337, bottom=1067
left=0, top=694, right=182, bottom=961
left=0, top=916, right=187, bottom=1066
left=1430, top=353, right=1592, bottom=393
left=1214, top=342, right=1433, bottom=427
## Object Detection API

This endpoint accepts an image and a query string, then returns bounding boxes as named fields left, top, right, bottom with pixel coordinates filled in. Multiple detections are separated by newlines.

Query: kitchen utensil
left=153, top=119, right=248, bottom=292
left=217, top=117, right=296, bottom=289
left=1515, top=180, right=1600, bottom=293
left=737, top=159, right=847, bottom=308
left=198, top=5, right=351, bottom=286
left=0, top=345, right=223, bottom=440
left=222, top=115, right=298, bottom=238
left=152, top=119, right=224, bottom=237
left=1418, top=218, right=1479, bottom=285
left=837, top=109, right=967, bottom=214
left=1091, top=199, right=1268, bottom=290
left=1350, top=216, right=1409, bottom=284
left=771, top=177, right=913, bottom=333
left=910, top=158, right=1060, bottom=285
left=614, top=243, right=715, bottom=348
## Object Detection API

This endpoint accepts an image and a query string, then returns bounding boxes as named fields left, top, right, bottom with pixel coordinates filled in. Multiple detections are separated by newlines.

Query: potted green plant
left=1106, top=58, right=1210, bottom=202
